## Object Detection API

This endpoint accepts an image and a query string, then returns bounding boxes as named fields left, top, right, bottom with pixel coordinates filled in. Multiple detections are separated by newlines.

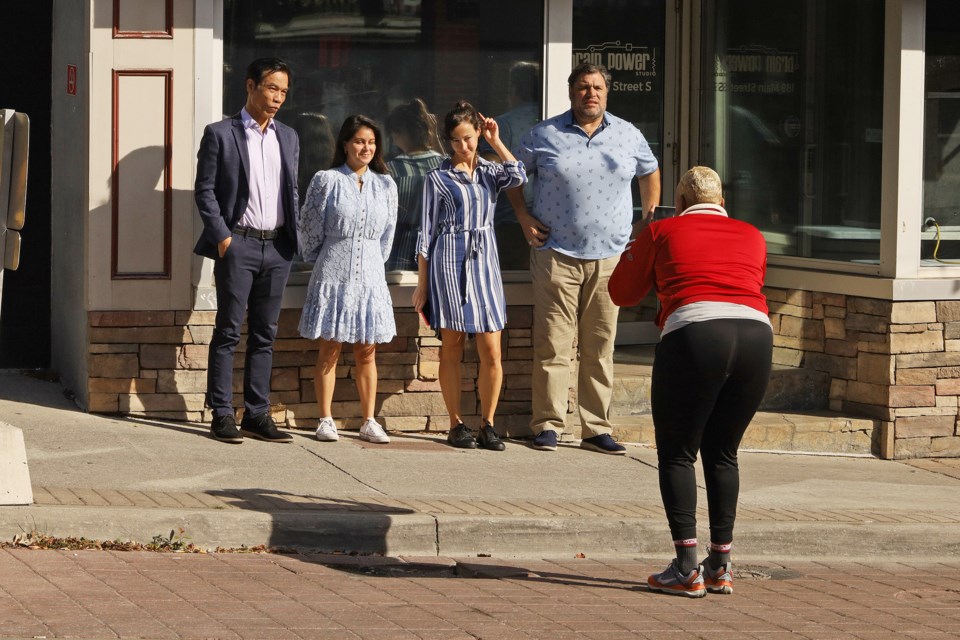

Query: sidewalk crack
left=299, top=446, right=387, bottom=495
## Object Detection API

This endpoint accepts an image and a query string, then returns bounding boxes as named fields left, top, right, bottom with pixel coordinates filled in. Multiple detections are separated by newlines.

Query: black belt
left=234, top=225, right=279, bottom=240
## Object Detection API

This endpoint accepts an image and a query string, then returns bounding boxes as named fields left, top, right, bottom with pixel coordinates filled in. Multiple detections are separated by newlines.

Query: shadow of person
left=206, top=487, right=415, bottom=554
left=75, top=145, right=199, bottom=418
left=304, top=554, right=647, bottom=592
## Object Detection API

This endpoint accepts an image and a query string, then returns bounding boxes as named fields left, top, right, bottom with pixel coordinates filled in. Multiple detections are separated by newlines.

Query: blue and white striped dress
left=418, top=157, right=526, bottom=333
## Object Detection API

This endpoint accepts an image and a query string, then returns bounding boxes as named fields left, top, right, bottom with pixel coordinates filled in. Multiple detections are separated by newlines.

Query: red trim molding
left=111, top=69, right=173, bottom=280
left=113, top=0, right=173, bottom=39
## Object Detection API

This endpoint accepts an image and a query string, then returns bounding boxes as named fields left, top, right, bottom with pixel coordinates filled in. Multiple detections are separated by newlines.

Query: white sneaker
left=315, top=418, right=339, bottom=442
left=359, top=418, right=390, bottom=444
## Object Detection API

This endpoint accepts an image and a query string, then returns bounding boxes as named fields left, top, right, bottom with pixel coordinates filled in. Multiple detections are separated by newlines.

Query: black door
left=0, top=0, right=52, bottom=367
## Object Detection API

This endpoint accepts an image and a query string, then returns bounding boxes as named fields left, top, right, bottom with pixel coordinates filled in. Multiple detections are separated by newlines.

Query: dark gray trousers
left=206, top=233, right=292, bottom=419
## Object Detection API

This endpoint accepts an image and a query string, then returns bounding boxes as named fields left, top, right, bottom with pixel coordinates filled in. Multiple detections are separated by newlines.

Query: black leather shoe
left=477, top=422, right=505, bottom=451
left=447, top=423, right=477, bottom=449
left=240, top=413, right=293, bottom=443
left=211, top=415, right=243, bottom=444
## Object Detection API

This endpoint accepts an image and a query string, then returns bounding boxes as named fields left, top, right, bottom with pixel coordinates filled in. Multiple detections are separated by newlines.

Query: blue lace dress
left=298, top=164, right=398, bottom=343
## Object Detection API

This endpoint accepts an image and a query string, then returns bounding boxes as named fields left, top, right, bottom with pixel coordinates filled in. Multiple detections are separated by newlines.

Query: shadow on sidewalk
left=310, top=556, right=647, bottom=591
left=205, top=488, right=417, bottom=555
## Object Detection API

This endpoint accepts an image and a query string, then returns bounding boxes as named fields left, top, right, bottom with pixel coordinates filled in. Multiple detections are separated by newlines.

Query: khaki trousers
left=530, top=248, right=619, bottom=438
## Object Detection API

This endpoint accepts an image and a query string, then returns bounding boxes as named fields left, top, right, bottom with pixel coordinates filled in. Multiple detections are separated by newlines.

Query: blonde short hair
left=678, top=166, right=723, bottom=206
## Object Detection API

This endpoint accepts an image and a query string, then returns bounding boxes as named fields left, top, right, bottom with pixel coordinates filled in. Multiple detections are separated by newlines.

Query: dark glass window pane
left=700, top=0, right=883, bottom=263
left=223, top=0, right=543, bottom=271
left=922, top=0, right=960, bottom=262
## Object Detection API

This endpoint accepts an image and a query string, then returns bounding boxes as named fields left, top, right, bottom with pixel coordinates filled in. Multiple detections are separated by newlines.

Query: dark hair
left=443, top=100, right=481, bottom=140
left=386, top=99, right=443, bottom=153
left=246, top=57, right=293, bottom=86
left=567, top=62, right=611, bottom=90
left=331, top=115, right=388, bottom=174
left=510, top=61, right=540, bottom=103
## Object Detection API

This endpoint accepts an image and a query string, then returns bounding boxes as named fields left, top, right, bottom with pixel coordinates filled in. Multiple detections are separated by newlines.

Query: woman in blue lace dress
left=299, top=115, right=398, bottom=445
left=412, top=101, right=526, bottom=451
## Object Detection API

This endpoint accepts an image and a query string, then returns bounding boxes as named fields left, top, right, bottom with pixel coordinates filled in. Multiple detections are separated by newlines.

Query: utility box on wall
left=0, top=108, right=29, bottom=279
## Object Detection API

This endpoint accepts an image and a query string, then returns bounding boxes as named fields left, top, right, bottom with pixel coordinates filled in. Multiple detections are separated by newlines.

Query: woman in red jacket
left=609, top=166, right=772, bottom=598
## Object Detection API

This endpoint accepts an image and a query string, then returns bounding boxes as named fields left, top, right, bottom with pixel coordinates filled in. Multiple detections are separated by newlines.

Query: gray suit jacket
left=193, top=113, right=300, bottom=260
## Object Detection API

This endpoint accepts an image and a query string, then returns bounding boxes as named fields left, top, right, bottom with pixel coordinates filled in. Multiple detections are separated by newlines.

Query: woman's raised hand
left=479, top=113, right=500, bottom=144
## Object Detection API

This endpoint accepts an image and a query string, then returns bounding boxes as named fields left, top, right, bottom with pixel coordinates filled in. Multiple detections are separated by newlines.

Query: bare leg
left=353, top=342, right=378, bottom=419
left=475, top=331, right=503, bottom=424
left=314, top=338, right=342, bottom=417
left=439, top=329, right=465, bottom=428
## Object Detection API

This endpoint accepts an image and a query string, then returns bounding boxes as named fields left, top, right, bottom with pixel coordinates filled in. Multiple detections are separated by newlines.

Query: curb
left=2, top=504, right=959, bottom=560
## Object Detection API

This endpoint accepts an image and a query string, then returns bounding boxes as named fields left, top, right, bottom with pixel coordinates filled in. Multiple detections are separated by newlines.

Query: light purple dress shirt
left=239, top=107, right=284, bottom=230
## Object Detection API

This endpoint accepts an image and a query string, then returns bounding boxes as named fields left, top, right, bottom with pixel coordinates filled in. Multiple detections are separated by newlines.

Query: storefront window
left=922, top=0, right=960, bottom=263
left=700, top=0, right=883, bottom=264
left=573, top=0, right=665, bottom=209
left=573, top=0, right=666, bottom=333
left=223, top=0, right=544, bottom=271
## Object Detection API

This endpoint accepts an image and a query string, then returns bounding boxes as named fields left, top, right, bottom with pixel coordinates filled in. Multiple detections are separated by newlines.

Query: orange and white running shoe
left=647, top=561, right=706, bottom=598
left=703, top=561, right=734, bottom=594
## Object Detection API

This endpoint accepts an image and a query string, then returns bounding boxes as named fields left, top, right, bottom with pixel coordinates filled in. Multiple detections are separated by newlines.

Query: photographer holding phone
left=609, top=166, right=772, bottom=598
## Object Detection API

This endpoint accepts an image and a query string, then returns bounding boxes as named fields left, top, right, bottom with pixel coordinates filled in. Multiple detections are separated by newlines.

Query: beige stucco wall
left=87, top=0, right=197, bottom=311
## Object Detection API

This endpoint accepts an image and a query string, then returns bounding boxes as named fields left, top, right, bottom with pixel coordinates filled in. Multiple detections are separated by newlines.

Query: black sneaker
left=211, top=415, right=243, bottom=444
left=447, top=423, right=477, bottom=449
left=477, top=422, right=505, bottom=451
left=531, top=430, right=558, bottom=451
left=239, top=413, right=293, bottom=443
left=580, top=433, right=626, bottom=455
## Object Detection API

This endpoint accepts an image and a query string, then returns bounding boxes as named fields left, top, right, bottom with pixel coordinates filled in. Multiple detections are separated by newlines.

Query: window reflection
left=700, top=0, right=883, bottom=263
left=224, top=0, right=544, bottom=271
left=384, top=99, right=443, bottom=271
left=922, top=0, right=960, bottom=262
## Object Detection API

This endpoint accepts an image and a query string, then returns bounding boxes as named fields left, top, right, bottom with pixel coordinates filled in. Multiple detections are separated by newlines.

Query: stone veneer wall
left=86, top=287, right=960, bottom=459
left=765, top=287, right=960, bottom=459
left=87, top=307, right=536, bottom=435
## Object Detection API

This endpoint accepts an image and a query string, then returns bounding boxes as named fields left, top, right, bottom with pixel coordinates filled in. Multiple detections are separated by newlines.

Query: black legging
left=651, top=318, right=773, bottom=544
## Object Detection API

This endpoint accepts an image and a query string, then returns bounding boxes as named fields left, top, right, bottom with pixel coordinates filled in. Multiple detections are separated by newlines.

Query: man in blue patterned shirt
left=511, top=62, right=661, bottom=455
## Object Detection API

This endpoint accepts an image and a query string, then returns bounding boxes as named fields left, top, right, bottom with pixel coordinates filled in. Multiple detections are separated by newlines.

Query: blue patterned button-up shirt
left=515, top=109, right=659, bottom=260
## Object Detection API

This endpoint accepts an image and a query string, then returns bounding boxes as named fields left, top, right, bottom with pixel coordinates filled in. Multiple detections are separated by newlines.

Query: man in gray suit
left=194, top=58, right=300, bottom=443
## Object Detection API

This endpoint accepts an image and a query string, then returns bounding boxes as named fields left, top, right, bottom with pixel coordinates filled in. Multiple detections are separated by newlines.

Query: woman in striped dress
left=412, top=101, right=527, bottom=450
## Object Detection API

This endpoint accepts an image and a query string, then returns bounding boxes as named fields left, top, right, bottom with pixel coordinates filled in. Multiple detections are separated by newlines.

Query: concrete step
left=607, top=347, right=870, bottom=454
left=611, top=411, right=880, bottom=456
left=611, top=346, right=831, bottom=416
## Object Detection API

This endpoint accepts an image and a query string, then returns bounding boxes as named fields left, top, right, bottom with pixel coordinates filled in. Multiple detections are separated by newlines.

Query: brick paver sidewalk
left=1, top=549, right=958, bottom=639
left=31, top=485, right=960, bottom=525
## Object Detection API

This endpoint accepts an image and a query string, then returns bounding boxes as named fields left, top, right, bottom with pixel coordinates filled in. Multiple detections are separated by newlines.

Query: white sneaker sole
left=359, top=432, right=390, bottom=444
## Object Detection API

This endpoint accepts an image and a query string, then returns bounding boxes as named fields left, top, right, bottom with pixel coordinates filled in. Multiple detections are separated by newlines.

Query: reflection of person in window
left=412, top=101, right=527, bottom=451
left=293, top=112, right=336, bottom=203
left=385, top=99, right=444, bottom=271
left=480, top=61, right=540, bottom=270
left=298, top=116, right=398, bottom=446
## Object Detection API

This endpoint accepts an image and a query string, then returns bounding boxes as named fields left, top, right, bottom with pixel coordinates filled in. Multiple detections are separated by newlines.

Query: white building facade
left=49, top=0, right=960, bottom=458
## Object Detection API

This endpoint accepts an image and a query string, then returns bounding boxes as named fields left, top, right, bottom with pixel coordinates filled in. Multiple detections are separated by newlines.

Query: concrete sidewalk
left=1, top=371, right=959, bottom=561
